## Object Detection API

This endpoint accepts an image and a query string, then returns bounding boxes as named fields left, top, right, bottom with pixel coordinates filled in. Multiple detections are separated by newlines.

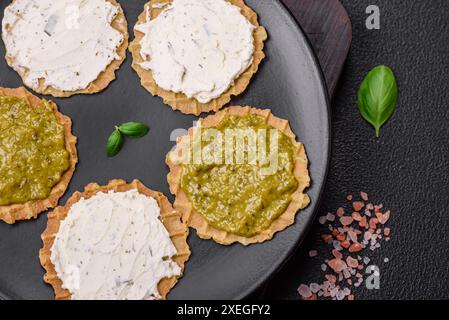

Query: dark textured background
left=262, top=0, right=449, bottom=300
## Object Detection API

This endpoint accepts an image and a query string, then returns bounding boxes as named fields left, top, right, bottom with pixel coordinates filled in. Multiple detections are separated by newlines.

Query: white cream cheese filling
left=50, top=190, right=181, bottom=300
left=1, top=0, right=124, bottom=92
left=135, top=0, right=256, bottom=103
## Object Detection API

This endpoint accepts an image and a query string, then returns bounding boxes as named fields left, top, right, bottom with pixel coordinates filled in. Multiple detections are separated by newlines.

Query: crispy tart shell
left=3, top=0, right=129, bottom=98
left=129, top=0, right=268, bottom=115
left=0, top=87, right=78, bottom=224
left=166, top=106, right=311, bottom=245
left=39, top=179, right=191, bottom=300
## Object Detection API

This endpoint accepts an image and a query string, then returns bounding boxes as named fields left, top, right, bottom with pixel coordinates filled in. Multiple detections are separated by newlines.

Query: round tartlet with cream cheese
left=0, top=87, right=78, bottom=224
left=130, top=0, right=268, bottom=115
left=40, top=179, right=191, bottom=300
left=166, top=106, right=311, bottom=245
left=1, top=0, right=129, bottom=97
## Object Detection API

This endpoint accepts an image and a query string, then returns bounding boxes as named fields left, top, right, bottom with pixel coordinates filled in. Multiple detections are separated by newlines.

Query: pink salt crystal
left=309, top=250, right=318, bottom=257
left=336, top=207, right=345, bottom=217
left=336, top=290, right=346, bottom=300
left=321, top=264, right=328, bottom=271
left=380, top=210, right=390, bottom=224
left=349, top=243, right=362, bottom=253
left=375, top=211, right=383, bottom=221
left=352, top=201, right=365, bottom=211
left=348, top=230, right=358, bottom=243
left=364, top=231, right=372, bottom=241
left=298, top=284, right=312, bottom=298
left=364, top=209, right=372, bottom=217
left=346, top=256, right=359, bottom=268
left=374, top=204, right=383, bottom=211
left=330, top=287, right=339, bottom=298
left=340, top=216, right=354, bottom=226
left=325, top=274, right=337, bottom=283
left=369, top=218, right=378, bottom=229
left=332, top=249, right=343, bottom=259
left=360, top=192, right=369, bottom=201
left=343, top=269, right=351, bottom=279
left=384, top=227, right=391, bottom=236
left=347, top=279, right=352, bottom=285
left=319, top=216, right=327, bottom=225
left=348, top=294, right=355, bottom=300
left=366, top=203, right=374, bottom=210
left=346, top=195, right=353, bottom=201
left=333, top=240, right=343, bottom=251
left=310, top=283, right=321, bottom=293
left=328, top=259, right=347, bottom=272
left=359, top=216, right=367, bottom=228
left=352, top=212, right=362, bottom=221
left=326, top=213, right=336, bottom=222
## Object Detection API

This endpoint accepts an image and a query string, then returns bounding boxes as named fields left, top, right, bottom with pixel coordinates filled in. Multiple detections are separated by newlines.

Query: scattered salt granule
left=298, top=284, right=312, bottom=298
left=336, top=290, right=346, bottom=300
left=349, top=243, right=362, bottom=253
left=328, top=259, right=347, bottom=272
left=346, top=256, right=359, bottom=268
left=337, top=207, right=345, bottom=217
left=352, top=201, right=365, bottom=211
left=325, top=274, right=337, bottom=283
left=319, top=216, right=327, bottom=225
left=310, top=283, right=321, bottom=293
left=352, top=212, right=362, bottom=221
left=332, top=249, right=343, bottom=259
left=309, top=250, right=318, bottom=257
left=298, top=192, right=392, bottom=300
left=340, top=216, right=354, bottom=226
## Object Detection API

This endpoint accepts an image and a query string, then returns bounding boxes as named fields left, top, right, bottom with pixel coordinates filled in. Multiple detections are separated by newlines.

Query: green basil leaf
left=118, top=122, right=150, bottom=138
left=358, top=65, right=398, bottom=137
left=106, top=129, right=123, bottom=157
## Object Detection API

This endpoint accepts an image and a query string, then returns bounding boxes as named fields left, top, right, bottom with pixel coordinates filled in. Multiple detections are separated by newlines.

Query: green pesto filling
left=0, top=96, right=69, bottom=206
left=181, top=114, right=298, bottom=237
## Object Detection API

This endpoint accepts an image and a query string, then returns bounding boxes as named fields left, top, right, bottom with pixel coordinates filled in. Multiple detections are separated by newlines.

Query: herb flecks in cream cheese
left=181, top=115, right=299, bottom=237
left=0, top=96, right=69, bottom=206
left=50, top=190, right=181, bottom=300
left=135, top=0, right=255, bottom=103
left=2, top=0, right=124, bottom=92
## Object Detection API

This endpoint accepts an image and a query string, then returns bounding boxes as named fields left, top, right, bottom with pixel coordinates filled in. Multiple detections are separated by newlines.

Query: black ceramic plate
left=0, top=0, right=330, bottom=299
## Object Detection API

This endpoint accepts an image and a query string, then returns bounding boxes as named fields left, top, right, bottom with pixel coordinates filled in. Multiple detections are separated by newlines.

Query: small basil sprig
left=358, top=65, right=398, bottom=137
left=118, top=122, right=150, bottom=138
left=106, top=129, right=123, bottom=157
left=106, top=122, right=149, bottom=157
